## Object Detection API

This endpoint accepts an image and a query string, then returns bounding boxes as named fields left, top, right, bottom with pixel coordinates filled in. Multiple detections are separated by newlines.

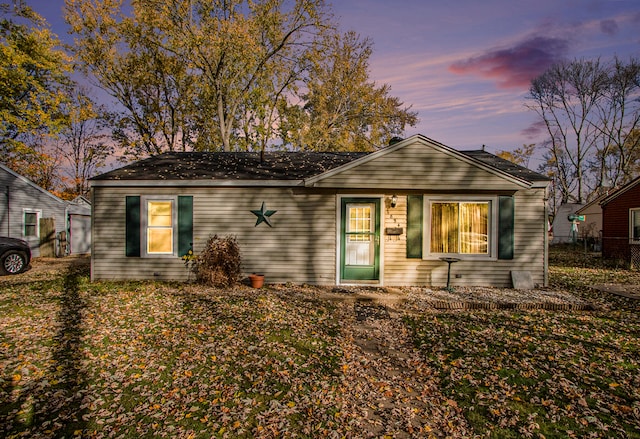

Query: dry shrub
left=190, top=235, right=241, bottom=287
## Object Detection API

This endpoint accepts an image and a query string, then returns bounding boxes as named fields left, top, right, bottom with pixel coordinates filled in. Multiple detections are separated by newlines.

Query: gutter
left=6, top=185, right=9, bottom=236
left=90, top=179, right=306, bottom=188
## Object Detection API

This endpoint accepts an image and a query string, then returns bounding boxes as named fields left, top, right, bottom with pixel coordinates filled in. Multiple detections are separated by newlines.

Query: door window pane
left=346, top=204, right=374, bottom=265
left=347, top=205, right=372, bottom=242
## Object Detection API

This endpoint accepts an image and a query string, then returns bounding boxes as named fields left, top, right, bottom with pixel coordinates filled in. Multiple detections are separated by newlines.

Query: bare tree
left=56, top=88, right=113, bottom=197
left=527, top=58, right=640, bottom=204
left=591, top=57, right=640, bottom=188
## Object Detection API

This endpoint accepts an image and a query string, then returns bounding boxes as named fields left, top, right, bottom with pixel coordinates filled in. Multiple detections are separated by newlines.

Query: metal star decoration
left=250, top=202, right=277, bottom=227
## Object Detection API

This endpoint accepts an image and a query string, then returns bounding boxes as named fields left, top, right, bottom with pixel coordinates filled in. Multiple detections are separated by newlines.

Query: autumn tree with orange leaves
left=0, top=4, right=71, bottom=188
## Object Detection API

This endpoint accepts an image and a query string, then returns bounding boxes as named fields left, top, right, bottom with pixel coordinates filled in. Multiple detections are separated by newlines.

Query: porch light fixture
left=390, top=195, right=398, bottom=208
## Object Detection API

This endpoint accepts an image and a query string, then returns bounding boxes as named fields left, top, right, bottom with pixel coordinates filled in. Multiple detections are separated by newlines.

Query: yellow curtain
left=460, top=203, right=488, bottom=254
left=431, top=202, right=488, bottom=254
left=431, top=203, right=458, bottom=253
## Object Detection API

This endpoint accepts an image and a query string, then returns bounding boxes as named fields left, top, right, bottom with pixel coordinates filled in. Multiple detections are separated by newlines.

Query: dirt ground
left=0, top=255, right=90, bottom=283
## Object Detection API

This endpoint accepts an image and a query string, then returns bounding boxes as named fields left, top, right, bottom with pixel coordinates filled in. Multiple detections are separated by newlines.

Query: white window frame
left=23, top=209, right=41, bottom=238
left=141, top=195, right=178, bottom=258
left=423, top=195, right=498, bottom=261
left=630, top=208, right=640, bottom=243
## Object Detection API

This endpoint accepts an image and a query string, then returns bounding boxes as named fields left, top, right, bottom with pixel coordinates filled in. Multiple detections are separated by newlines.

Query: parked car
left=0, top=237, right=31, bottom=275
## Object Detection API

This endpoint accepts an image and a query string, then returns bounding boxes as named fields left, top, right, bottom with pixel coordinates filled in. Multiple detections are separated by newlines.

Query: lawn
left=1, top=248, right=639, bottom=438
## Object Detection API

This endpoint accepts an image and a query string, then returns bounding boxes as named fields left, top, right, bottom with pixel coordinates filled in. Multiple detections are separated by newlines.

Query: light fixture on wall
left=390, top=194, right=398, bottom=208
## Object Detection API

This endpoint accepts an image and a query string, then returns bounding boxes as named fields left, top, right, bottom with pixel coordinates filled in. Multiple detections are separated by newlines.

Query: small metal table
left=439, top=257, right=461, bottom=292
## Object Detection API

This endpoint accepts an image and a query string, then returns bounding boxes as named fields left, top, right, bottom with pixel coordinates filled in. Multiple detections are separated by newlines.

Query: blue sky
left=31, top=0, right=640, bottom=165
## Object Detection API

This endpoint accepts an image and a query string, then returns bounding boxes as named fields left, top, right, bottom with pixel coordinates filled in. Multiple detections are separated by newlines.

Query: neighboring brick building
left=601, top=176, right=640, bottom=267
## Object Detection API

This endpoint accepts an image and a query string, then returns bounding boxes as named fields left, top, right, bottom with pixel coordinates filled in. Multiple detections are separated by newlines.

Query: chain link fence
left=631, top=244, right=640, bottom=270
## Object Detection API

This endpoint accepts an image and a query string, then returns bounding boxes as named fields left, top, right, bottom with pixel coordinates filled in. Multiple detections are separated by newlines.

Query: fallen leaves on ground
left=1, top=274, right=347, bottom=438
left=407, top=308, right=640, bottom=438
left=1, top=251, right=639, bottom=438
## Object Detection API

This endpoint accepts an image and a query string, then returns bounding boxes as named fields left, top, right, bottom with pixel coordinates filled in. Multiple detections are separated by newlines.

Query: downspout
left=544, top=187, right=549, bottom=287
left=6, top=186, right=9, bottom=236
left=65, top=204, right=70, bottom=256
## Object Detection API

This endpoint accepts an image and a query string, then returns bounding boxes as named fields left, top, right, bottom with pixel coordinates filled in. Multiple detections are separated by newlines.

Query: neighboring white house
left=551, top=203, right=585, bottom=244
left=0, top=163, right=92, bottom=257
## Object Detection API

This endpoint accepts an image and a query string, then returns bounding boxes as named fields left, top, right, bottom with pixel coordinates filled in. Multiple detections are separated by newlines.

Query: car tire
left=1, top=250, right=28, bottom=275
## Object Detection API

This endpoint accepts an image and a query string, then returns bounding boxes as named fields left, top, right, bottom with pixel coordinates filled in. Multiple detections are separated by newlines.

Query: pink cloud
left=449, top=36, right=569, bottom=89
left=521, top=120, right=547, bottom=139
left=599, top=19, right=618, bottom=36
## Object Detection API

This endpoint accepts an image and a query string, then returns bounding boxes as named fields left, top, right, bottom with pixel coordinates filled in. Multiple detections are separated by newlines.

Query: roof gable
left=601, top=176, right=640, bottom=206
left=304, top=135, right=547, bottom=189
left=1, top=163, right=66, bottom=205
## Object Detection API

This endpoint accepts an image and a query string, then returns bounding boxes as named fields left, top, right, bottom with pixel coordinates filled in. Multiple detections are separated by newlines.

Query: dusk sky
left=31, top=0, right=640, bottom=167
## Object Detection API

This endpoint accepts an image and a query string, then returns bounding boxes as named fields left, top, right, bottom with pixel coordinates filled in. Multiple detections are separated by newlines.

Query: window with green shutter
left=125, top=196, right=141, bottom=257
left=177, top=196, right=193, bottom=257
left=406, top=195, right=423, bottom=258
left=498, top=196, right=514, bottom=260
left=125, top=195, right=193, bottom=257
left=419, top=195, right=512, bottom=260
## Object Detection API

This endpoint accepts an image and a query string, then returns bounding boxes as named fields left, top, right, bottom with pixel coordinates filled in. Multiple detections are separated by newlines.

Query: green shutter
left=406, top=195, right=423, bottom=258
left=498, top=196, right=514, bottom=260
left=178, top=196, right=193, bottom=257
left=125, top=196, right=141, bottom=257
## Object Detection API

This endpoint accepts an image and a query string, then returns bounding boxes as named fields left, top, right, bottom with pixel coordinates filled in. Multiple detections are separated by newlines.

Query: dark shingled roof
left=91, top=148, right=549, bottom=183
left=460, top=150, right=550, bottom=182
left=91, top=151, right=369, bottom=181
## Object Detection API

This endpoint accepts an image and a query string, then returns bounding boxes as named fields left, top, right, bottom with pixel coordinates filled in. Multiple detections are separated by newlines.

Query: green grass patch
left=404, top=245, right=640, bottom=436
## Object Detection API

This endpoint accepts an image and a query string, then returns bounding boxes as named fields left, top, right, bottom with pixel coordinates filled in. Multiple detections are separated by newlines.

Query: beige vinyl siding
left=313, top=142, right=524, bottom=191
left=92, top=186, right=338, bottom=283
left=93, top=186, right=547, bottom=286
left=382, top=189, right=547, bottom=288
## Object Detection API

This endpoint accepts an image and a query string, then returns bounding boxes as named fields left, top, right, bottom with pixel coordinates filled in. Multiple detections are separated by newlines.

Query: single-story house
left=576, top=195, right=606, bottom=238
left=89, top=135, right=550, bottom=287
left=575, top=192, right=611, bottom=250
left=601, top=176, right=640, bottom=267
left=0, top=163, right=92, bottom=257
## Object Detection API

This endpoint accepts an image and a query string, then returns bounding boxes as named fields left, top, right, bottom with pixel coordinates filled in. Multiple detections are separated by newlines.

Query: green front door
left=341, top=198, right=380, bottom=281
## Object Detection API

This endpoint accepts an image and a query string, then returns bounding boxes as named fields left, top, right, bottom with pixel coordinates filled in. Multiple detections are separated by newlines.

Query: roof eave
left=527, top=181, right=548, bottom=190
left=600, top=176, right=640, bottom=206
left=90, top=179, right=306, bottom=188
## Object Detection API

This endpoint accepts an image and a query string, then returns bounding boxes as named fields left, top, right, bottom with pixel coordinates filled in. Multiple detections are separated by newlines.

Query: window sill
left=142, top=253, right=178, bottom=258
left=423, top=255, right=497, bottom=262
